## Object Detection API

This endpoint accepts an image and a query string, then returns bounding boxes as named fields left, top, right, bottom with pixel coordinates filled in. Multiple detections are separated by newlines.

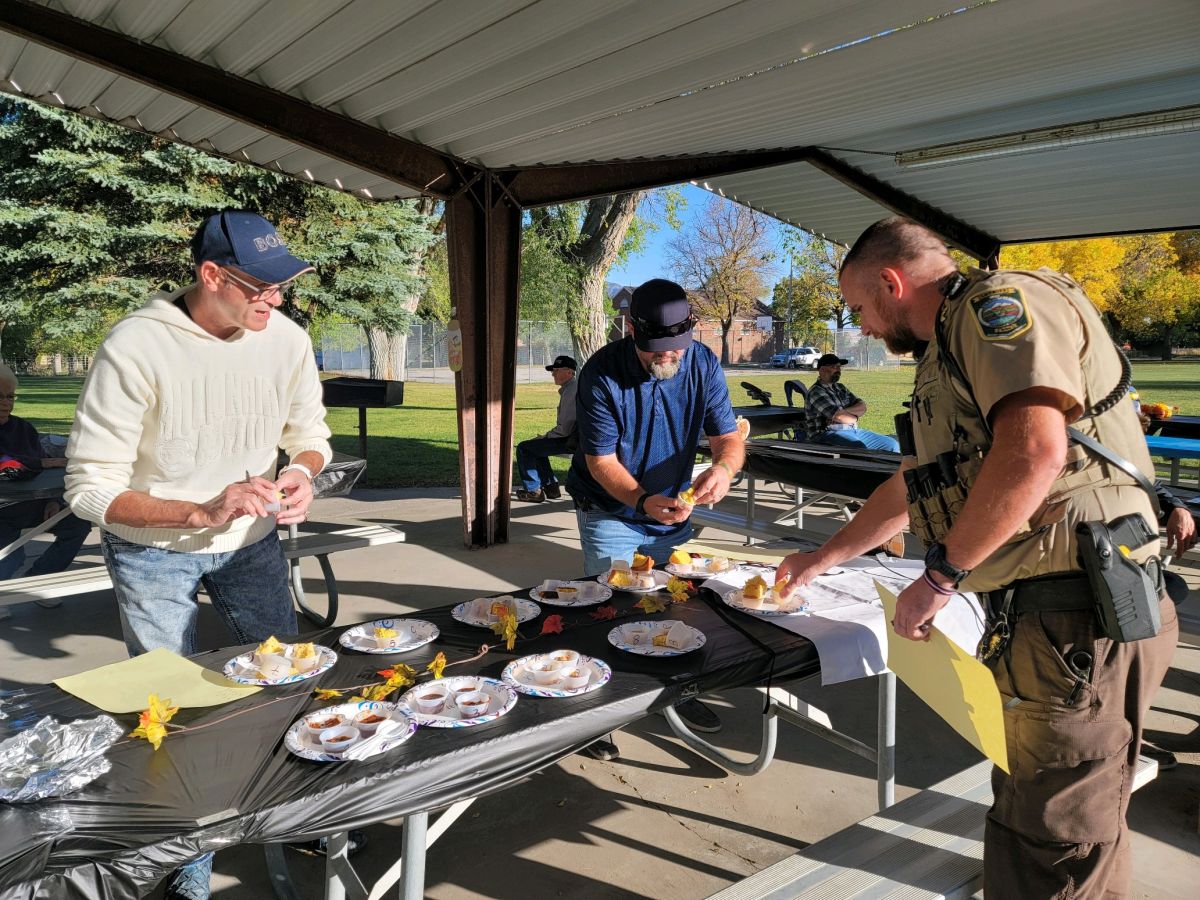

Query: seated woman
left=0, top=364, right=91, bottom=585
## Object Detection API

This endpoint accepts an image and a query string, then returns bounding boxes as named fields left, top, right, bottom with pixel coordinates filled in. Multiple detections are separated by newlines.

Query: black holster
left=1075, top=514, right=1162, bottom=643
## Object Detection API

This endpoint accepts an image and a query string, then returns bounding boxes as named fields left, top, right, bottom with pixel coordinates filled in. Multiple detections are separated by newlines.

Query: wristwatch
left=924, top=542, right=970, bottom=588
left=635, top=492, right=651, bottom=516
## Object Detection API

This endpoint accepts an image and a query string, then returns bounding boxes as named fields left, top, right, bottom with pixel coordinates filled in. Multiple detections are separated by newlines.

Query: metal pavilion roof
left=0, top=0, right=1197, bottom=247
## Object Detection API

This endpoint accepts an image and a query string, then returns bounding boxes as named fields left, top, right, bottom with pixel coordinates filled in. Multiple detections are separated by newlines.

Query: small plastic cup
left=415, top=686, right=448, bottom=715
left=559, top=667, right=591, bottom=691
left=549, top=649, right=580, bottom=667
left=623, top=623, right=649, bottom=645
left=527, top=658, right=563, bottom=686
left=287, top=647, right=321, bottom=673
left=456, top=690, right=490, bottom=719
left=305, top=712, right=346, bottom=740
left=739, top=589, right=764, bottom=610
left=451, top=677, right=484, bottom=698
left=254, top=653, right=292, bottom=680
left=318, top=724, right=359, bottom=755
left=371, top=629, right=403, bottom=650
left=354, top=708, right=390, bottom=734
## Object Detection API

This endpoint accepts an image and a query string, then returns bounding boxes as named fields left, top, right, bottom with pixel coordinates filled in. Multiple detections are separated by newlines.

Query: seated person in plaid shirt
left=805, top=354, right=900, bottom=452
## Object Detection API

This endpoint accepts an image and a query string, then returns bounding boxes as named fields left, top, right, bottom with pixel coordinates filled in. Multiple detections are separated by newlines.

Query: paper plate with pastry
left=530, top=579, right=612, bottom=607
left=451, top=595, right=541, bottom=627
left=607, top=619, right=705, bottom=657
left=224, top=638, right=338, bottom=685
left=339, top=618, right=440, bottom=654
left=284, top=701, right=417, bottom=762
left=501, top=653, right=613, bottom=698
left=665, top=550, right=731, bottom=577
left=726, top=575, right=810, bottom=617
left=600, top=559, right=671, bottom=594
left=397, top=675, right=518, bottom=727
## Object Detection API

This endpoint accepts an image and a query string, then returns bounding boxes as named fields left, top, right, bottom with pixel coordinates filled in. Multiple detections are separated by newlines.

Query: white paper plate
left=597, top=569, right=672, bottom=594
left=665, top=558, right=731, bottom=578
left=398, top=676, right=518, bottom=727
left=724, top=588, right=809, bottom=617
left=451, top=597, right=541, bottom=627
left=501, top=654, right=612, bottom=698
left=339, top=618, right=439, bottom=654
left=529, top=581, right=613, bottom=607
left=223, top=644, right=338, bottom=686
left=284, top=701, right=416, bottom=762
left=607, top=620, right=705, bottom=657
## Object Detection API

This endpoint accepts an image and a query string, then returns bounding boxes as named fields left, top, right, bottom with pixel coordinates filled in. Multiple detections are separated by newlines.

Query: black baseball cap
left=629, top=279, right=694, bottom=351
left=192, top=210, right=314, bottom=285
left=817, top=353, right=849, bottom=367
left=545, top=355, right=577, bottom=372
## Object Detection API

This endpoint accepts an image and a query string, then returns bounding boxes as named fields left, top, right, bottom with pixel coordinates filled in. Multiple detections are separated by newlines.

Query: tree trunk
left=720, top=319, right=733, bottom=365
left=367, top=327, right=407, bottom=380
left=570, top=192, right=642, bottom=360
left=1161, top=324, right=1173, bottom=361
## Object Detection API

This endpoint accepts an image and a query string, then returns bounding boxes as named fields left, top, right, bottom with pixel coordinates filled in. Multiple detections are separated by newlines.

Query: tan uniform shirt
left=908, top=267, right=1156, bottom=592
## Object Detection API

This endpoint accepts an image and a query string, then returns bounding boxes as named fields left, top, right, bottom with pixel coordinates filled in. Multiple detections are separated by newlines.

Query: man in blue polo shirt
left=567, top=278, right=745, bottom=759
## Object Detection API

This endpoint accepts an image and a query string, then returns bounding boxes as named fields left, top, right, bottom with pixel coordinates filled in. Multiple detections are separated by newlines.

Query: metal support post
left=400, top=812, right=428, bottom=900
left=877, top=671, right=896, bottom=810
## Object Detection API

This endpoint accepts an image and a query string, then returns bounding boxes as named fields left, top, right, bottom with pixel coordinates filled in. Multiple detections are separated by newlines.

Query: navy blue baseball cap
left=629, top=279, right=694, bottom=351
left=191, top=210, right=314, bottom=284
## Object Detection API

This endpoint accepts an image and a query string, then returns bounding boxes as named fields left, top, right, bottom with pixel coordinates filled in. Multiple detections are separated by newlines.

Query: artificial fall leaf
left=635, top=595, right=669, bottom=614
left=427, top=652, right=447, bottom=679
left=666, top=576, right=692, bottom=603
left=313, top=688, right=343, bottom=701
left=589, top=605, right=617, bottom=621
left=129, top=693, right=179, bottom=751
left=376, top=668, right=395, bottom=678
left=539, top=614, right=565, bottom=635
left=491, top=611, right=519, bottom=650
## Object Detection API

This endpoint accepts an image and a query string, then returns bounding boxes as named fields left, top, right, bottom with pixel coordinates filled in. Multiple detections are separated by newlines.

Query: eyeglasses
left=222, top=267, right=295, bottom=300
left=0, top=394, right=15, bottom=401
left=631, top=316, right=695, bottom=339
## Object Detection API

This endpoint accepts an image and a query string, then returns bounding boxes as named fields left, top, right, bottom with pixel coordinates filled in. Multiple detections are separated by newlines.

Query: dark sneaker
left=1141, top=741, right=1178, bottom=771
left=515, top=488, right=545, bottom=503
left=287, top=830, right=368, bottom=858
left=581, top=735, right=620, bottom=761
left=543, top=483, right=562, bottom=500
left=673, top=698, right=722, bottom=734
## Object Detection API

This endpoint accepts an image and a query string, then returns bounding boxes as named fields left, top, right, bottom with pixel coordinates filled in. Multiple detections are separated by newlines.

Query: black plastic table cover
left=0, top=469, right=66, bottom=510
left=741, top=439, right=899, bottom=500
left=0, top=585, right=819, bottom=900
left=1147, top=414, right=1200, bottom=440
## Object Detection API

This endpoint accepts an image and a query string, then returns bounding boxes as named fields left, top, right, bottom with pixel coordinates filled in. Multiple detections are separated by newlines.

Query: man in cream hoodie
left=66, top=210, right=331, bottom=657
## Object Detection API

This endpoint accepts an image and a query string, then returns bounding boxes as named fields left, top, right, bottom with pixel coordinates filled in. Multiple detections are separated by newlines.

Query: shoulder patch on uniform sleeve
left=969, top=287, right=1031, bottom=341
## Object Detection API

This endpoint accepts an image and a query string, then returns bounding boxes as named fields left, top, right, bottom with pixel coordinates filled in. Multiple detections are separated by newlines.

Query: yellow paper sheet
left=676, top=539, right=794, bottom=565
left=54, top=647, right=261, bottom=713
left=877, top=582, right=1009, bottom=772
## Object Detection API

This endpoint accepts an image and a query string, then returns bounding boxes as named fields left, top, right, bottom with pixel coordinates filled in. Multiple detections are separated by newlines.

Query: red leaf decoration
left=376, top=668, right=395, bottom=678
left=589, top=605, right=618, bottom=621
left=540, top=614, right=565, bottom=635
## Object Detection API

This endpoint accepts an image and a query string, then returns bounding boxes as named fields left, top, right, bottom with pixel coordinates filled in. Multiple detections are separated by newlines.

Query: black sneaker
left=515, top=488, right=545, bottom=503
left=673, top=698, right=722, bottom=734
left=287, top=830, right=368, bottom=858
left=543, top=483, right=562, bottom=500
left=1141, top=741, right=1179, bottom=771
left=581, top=735, right=620, bottom=761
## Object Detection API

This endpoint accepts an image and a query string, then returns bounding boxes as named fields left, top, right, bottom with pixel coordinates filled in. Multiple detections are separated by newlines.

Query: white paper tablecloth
left=703, top=555, right=987, bottom=685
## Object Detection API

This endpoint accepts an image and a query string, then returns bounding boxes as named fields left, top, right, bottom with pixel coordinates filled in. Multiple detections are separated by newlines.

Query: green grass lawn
left=12, top=362, right=1200, bottom=488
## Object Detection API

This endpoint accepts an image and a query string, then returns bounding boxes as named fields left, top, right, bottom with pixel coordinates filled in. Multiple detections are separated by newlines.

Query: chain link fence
left=0, top=355, right=94, bottom=376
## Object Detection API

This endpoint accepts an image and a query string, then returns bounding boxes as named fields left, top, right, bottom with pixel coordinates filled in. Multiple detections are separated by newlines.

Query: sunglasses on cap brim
left=632, top=317, right=695, bottom=340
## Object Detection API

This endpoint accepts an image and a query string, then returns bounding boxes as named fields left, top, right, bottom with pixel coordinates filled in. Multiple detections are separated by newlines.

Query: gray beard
left=649, top=359, right=681, bottom=380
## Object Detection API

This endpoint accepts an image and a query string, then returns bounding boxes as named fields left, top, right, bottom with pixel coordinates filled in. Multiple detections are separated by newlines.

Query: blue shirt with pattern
left=566, top=337, right=736, bottom=534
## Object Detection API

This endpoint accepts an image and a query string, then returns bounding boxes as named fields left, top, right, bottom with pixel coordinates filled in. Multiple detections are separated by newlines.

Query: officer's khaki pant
left=984, top=596, right=1177, bottom=898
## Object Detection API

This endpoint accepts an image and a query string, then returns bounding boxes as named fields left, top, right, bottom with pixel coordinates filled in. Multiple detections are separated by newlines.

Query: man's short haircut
left=840, top=216, right=952, bottom=276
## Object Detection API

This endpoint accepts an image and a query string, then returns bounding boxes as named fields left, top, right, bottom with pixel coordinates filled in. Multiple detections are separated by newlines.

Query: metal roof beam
left=0, top=0, right=470, bottom=198
left=804, top=148, right=1001, bottom=263
left=504, top=148, right=816, bottom=207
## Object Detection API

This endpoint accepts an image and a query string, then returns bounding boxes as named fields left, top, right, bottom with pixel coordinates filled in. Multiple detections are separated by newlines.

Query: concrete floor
left=1, top=485, right=1197, bottom=899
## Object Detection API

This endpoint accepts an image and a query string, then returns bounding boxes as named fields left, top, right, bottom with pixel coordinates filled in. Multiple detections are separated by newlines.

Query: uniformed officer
left=775, top=217, right=1177, bottom=898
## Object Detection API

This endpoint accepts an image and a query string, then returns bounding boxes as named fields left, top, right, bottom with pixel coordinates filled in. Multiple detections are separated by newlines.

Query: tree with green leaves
left=771, top=229, right=852, bottom=344
left=0, top=95, right=433, bottom=377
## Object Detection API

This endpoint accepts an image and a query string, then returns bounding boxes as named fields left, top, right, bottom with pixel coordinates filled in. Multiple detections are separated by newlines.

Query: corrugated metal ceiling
left=0, top=0, right=1196, bottom=244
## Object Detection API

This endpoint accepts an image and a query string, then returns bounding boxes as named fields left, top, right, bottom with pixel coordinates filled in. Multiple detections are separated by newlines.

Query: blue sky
left=608, top=184, right=792, bottom=297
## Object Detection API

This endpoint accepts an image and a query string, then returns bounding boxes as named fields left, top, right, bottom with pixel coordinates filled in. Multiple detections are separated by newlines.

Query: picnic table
left=0, top=578, right=835, bottom=900
left=731, top=405, right=807, bottom=439
left=1145, top=434, right=1200, bottom=486
left=1145, top=414, right=1200, bottom=441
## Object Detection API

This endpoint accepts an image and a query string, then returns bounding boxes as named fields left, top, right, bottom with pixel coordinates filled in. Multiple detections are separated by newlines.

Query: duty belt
left=985, top=573, right=1093, bottom=616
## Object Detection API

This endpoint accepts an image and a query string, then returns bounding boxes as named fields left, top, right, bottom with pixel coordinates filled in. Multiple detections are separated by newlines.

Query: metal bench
left=0, top=523, right=405, bottom=627
left=707, top=754, right=1159, bottom=900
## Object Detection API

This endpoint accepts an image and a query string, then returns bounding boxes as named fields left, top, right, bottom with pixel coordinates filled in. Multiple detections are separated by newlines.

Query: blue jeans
left=101, top=530, right=296, bottom=658
left=516, top=436, right=572, bottom=492
left=813, top=426, right=900, bottom=453
left=0, top=502, right=91, bottom=580
left=575, top=507, right=693, bottom=577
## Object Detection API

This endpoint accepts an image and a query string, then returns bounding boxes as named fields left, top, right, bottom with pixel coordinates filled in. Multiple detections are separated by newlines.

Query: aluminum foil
left=0, top=715, right=123, bottom=803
